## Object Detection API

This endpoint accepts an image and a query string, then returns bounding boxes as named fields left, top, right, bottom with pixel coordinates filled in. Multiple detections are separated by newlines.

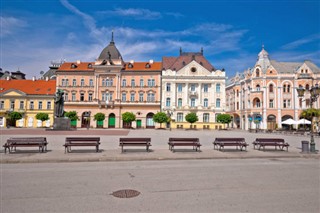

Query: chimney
left=32, top=76, right=36, bottom=81
left=76, top=60, right=81, bottom=64
left=6, top=76, right=10, bottom=80
left=149, top=59, right=154, bottom=64
left=45, top=76, right=49, bottom=81
left=130, top=60, right=134, bottom=64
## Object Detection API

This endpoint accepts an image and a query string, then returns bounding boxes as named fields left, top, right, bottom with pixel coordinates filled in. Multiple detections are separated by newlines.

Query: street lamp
left=296, top=83, right=320, bottom=152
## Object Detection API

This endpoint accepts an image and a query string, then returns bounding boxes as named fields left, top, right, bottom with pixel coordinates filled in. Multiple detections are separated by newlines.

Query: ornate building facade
left=226, top=47, right=320, bottom=130
left=0, top=79, right=56, bottom=127
left=162, top=49, right=226, bottom=129
left=56, top=35, right=162, bottom=128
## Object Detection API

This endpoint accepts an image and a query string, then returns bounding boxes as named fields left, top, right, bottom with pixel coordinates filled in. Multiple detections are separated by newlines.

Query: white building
left=162, top=49, right=226, bottom=129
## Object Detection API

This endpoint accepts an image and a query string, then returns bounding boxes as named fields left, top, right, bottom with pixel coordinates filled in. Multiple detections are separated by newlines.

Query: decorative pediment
left=176, top=61, right=212, bottom=76
left=0, top=89, right=26, bottom=97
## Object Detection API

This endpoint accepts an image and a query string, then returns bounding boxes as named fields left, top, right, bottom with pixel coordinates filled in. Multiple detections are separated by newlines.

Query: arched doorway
left=267, top=114, right=276, bottom=130
left=81, top=111, right=91, bottom=128
left=108, top=113, right=115, bottom=128
left=233, top=114, right=240, bottom=129
left=146, top=112, right=155, bottom=128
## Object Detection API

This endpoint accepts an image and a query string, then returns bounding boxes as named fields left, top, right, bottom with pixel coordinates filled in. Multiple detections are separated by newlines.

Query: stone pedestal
left=52, top=117, right=71, bottom=130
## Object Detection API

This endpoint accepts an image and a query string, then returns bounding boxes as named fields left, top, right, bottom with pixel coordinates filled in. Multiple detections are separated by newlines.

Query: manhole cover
left=111, top=189, right=140, bottom=198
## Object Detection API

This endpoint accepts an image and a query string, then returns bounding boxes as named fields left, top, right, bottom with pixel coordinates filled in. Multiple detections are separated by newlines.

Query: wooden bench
left=119, top=138, right=151, bottom=153
left=168, top=138, right=201, bottom=152
left=213, top=138, right=248, bottom=151
left=63, top=137, right=100, bottom=153
left=3, top=137, right=48, bottom=154
left=253, top=138, right=289, bottom=151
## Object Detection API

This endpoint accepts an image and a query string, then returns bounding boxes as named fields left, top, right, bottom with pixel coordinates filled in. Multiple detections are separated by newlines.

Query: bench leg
left=96, top=145, right=99, bottom=152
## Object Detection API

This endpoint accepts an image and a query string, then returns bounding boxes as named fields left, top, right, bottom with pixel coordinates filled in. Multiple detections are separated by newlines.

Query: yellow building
left=0, top=79, right=56, bottom=128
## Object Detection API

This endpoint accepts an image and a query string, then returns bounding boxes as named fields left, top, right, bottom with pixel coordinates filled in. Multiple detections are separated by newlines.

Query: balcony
left=188, top=91, right=198, bottom=97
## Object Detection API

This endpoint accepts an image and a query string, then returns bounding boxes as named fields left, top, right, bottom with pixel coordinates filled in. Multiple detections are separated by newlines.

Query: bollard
left=301, top=141, right=309, bottom=153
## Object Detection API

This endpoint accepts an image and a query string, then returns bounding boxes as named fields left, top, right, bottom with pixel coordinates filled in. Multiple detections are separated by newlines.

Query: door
left=108, top=113, right=115, bottom=128
left=136, top=120, right=142, bottom=129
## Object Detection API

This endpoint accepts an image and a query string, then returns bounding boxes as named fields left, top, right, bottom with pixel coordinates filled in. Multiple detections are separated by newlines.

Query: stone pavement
left=0, top=128, right=319, bottom=163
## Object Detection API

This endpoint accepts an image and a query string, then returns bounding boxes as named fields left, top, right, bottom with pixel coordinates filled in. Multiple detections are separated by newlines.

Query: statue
left=54, top=89, right=64, bottom=117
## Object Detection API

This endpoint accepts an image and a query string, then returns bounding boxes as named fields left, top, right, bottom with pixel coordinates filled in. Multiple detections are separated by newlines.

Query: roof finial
left=201, top=47, right=203, bottom=55
left=262, top=44, right=264, bottom=50
left=111, top=30, right=114, bottom=43
left=179, top=47, right=182, bottom=55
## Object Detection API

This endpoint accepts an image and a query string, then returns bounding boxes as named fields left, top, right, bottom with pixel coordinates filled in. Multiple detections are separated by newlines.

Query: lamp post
left=296, top=83, right=320, bottom=152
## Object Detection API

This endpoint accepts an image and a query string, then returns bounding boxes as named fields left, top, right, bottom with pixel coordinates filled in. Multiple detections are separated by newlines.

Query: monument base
left=49, top=117, right=71, bottom=131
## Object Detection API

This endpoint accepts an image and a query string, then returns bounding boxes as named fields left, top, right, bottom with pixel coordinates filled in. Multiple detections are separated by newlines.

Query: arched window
left=253, top=98, right=261, bottom=108
left=269, top=84, right=274, bottom=93
left=203, top=113, right=210, bottom=123
left=178, top=98, right=182, bottom=107
left=216, top=83, right=221, bottom=93
left=256, top=84, right=260, bottom=91
left=306, top=84, right=310, bottom=90
left=140, top=79, right=144, bottom=87
left=166, top=98, right=171, bottom=107
left=216, top=98, right=221, bottom=108
left=204, top=98, right=208, bottom=107
left=283, top=85, right=287, bottom=93
left=287, top=85, right=290, bottom=93
left=256, top=69, right=260, bottom=77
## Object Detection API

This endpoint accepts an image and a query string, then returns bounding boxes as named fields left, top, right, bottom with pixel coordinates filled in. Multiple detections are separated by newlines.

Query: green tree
left=35, top=112, right=49, bottom=127
left=94, top=112, right=105, bottom=128
left=153, top=112, right=169, bottom=129
left=185, top=112, right=198, bottom=129
left=300, top=108, right=320, bottom=121
left=64, top=111, right=79, bottom=121
left=7, top=111, right=22, bottom=127
left=122, top=112, right=136, bottom=128
left=216, top=114, right=232, bottom=125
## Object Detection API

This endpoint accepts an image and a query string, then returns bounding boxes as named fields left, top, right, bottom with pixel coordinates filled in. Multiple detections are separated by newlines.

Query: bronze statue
left=54, top=89, right=64, bottom=117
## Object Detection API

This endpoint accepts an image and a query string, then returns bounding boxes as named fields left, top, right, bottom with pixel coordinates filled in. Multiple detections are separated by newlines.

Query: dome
left=258, top=45, right=269, bottom=59
left=97, top=32, right=123, bottom=62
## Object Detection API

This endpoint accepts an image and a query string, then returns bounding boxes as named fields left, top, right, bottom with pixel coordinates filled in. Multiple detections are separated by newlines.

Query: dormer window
left=145, top=63, right=150, bottom=68
left=306, top=69, right=308, bottom=73
left=71, top=64, right=77, bottom=69
left=128, top=63, right=133, bottom=68
left=182, top=61, right=186, bottom=66
left=255, top=68, right=260, bottom=77
left=88, top=63, right=92, bottom=68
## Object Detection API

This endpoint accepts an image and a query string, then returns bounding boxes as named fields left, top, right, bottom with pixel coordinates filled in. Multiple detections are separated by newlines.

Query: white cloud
left=281, top=33, right=320, bottom=49
left=0, top=16, right=27, bottom=37
left=109, top=8, right=162, bottom=20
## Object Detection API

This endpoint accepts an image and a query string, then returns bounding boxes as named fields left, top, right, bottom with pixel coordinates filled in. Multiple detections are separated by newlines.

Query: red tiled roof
left=58, top=62, right=95, bottom=71
left=123, top=62, right=162, bottom=71
left=0, top=80, right=56, bottom=95
left=163, top=54, right=215, bottom=71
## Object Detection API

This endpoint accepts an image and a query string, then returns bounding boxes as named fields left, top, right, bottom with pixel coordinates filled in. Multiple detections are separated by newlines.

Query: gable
left=0, top=89, right=26, bottom=97
left=176, top=61, right=212, bottom=76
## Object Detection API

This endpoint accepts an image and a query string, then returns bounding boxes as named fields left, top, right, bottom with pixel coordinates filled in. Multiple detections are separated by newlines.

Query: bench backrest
left=7, top=137, right=47, bottom=144
left=169, top=138, right=199, bottom=142
left=255, top=138, right=285, bottom=143
left=119, top=138, right=151, bottom=142
left=66, top=137, right=100, bottom=142
left=214, top=138, right=245, bottom=142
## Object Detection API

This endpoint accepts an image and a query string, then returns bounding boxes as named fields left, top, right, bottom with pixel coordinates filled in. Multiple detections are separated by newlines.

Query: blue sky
left=1, top=0, right=319, bottom=78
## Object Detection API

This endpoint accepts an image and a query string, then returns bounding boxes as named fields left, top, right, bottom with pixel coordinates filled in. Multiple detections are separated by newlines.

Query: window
left=72, top=79, right=77, bottom=86
left=80, top=79, right=85, bottom=86
left=299, top=98, right=303, bottom=108
left=283, top=85, right=287, bottom=93
left=237, top=102, right=239, bottom=110
left=47, top=101, right=51, bottom=110
left=283, top=100, right=287, bottom=108
left=256, top=68, right=260, bottom=77
left=131, top=79, right=135, bottom=87
left=204, top=98, right=208, bottom=107
left=147, top=93, right=155, bottom=102
left=148, top=79, right=155, bottom=87
left=122, top=93, right=126, bottom=102
left=204, top=84, right=208, bottom=92
left=19, top=101, right=24, bottom=109
left=216, top=98, right=221, bottom=108
left=166, top=98, right=171, bottom=107
left=215, top=113, right=221, bottom=122
left=80, top=93, right=85, bottom=101
left=216, top=83, right=221, bottom=93
left=166, top=83, right=171, bottom=92
left=30, top=101, right=34, bottom=110
left=306, top=84, right=310, bottom=90
left=178, top=98, right=182, bottom=107
left=190, top=98, right=196, bottom=107
left=89, top=79, right=93, bottom=87
left=130, top=93, right=135, bottom=102
left=61, top=79, right=66, bottom=86
left=256, top=85, right=260, bottom=91
left=102, top=79, right=105, bottom=86
left=287, top=85, right=290, bottom=93
left=269, top=99, right=274, bottom=108
left=269, top=84, right=274, bottom=93
left=177, top=84, right=182, bottom=92
left=0, top=101, right=4, bottom=109
left=102, top=93, right=112, bottom=101
left=88, top=93, right=93, bottom=101
left=64, top=93, right=69, bottom=101
left=38, top=101, right=43, bottom=110
left=177, top=113, right=183, bottom=122
left=72, top=93, right=76, bottom=101
left=203, top=113, right=210, bottom=123
left=288, top=99, right=291, bottom=108
left=106, top=78, right=113, bottom=87
left=151, top=79, right=155, bottom=86
left=237, top=90, right=239, bottom=97
left=140, top=79, right=144, bottom=87
left=139, top=93, right=144, bottom=102
left=190, top=84, right=196, bottom=92
left=122, top=79, right=126, bottom=87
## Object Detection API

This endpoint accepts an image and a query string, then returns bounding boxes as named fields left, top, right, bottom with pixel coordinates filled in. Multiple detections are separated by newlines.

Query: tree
left=185, top=112, right=198, bottom=129
left=35, top=113, right=49, bottom=127
left=216, top=114, right=232, bottom=125
left=64, top=111, right=79, bottom=121
left=7, top=111, right=22, bottom=127
left=300, top=108, right=320, bottom=121
left=94, top=112, right=105, bottom=128
left=153, top=112, right=169, bottom=129
left=122, top=112, right=136, bottom=128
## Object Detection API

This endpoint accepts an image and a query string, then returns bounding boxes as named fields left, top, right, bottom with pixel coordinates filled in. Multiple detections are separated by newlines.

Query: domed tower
left=255, top=45, right=271, bottom=73
left=96, top=32, right=124, bottom=66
